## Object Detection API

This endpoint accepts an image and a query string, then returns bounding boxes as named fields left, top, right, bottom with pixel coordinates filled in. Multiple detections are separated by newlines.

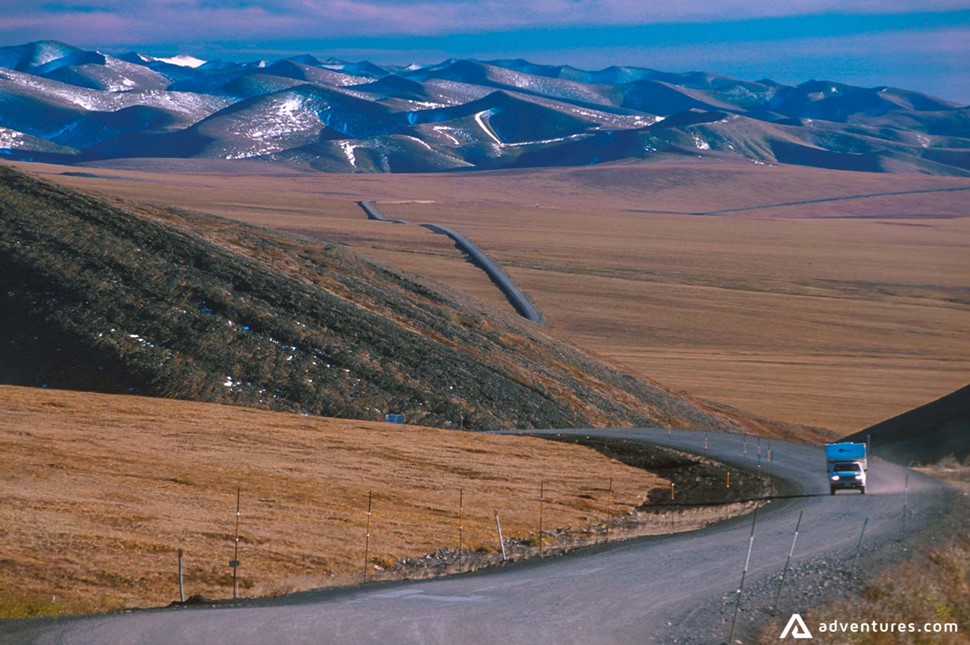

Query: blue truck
left=826, top=442, right=868, bottom=495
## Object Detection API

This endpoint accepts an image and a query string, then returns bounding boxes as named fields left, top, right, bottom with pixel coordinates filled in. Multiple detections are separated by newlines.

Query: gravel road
left=420, top=224, right=544, bottom=324
left=356, top=200, right=408, bottom=224
left=3, top=428, right=950, bottom=644
left=353, top=200, right=543, bottom=323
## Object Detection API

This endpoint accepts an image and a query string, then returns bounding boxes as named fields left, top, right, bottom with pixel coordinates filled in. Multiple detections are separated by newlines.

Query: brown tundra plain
left=18, top=158, right=970, bottom=434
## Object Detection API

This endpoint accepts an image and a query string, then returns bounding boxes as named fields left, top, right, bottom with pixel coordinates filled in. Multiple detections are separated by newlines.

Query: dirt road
left=355, top=199, right=543, bottom=323
left=3, top=428, right=948, bottom=644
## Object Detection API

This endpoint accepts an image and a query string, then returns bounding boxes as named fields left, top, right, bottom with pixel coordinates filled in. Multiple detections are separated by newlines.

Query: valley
left=18, top=159, right=969, bottom=434
left=0, top=17, right=967, bottom=644
left=2, top=78, right=968, bottom=642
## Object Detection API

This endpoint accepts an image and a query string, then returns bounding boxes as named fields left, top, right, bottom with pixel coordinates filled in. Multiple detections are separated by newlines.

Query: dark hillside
left=844, top=385, right=970, bottom=464
left=0, top=164, right=738, bottom=431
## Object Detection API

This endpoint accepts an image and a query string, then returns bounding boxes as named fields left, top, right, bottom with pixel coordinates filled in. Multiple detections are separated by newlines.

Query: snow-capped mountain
left=0, top=40, right=967, bottom=174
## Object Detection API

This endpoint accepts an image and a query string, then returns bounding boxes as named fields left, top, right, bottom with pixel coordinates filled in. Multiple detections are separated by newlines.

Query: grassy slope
left=0, top=385, right=663, bottom=615
left=378, top=197, right=969, bottom=436
left=22, top=160, right=967, bottom=435
left=0, top=163, right=737, bottom=432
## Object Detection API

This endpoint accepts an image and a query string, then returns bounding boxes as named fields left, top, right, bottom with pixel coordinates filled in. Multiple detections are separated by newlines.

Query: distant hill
left=844, top=385, right=970, bottom=464
left=0, top=163, right=741, bottom=432
left=0, top=40, right=967, bottom=175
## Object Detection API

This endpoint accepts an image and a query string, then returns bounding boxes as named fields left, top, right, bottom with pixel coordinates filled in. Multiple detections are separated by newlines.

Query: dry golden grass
left=916, top=458, right=970, bottom=496
left=374, top=198, right=968, bottom=435
left=13, top=159, right=970, bottom=434
left=759, top=538, right=970, bottom=644
left=0, top=385, right=664, bottom=615
left=22, top=159, right=966, bottom=216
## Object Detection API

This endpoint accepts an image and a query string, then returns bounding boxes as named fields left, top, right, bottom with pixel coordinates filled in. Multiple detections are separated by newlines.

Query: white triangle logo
left=780, top=613, right=813, bottom=639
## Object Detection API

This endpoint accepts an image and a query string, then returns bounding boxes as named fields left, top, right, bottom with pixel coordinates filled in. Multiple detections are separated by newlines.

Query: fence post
left=605, top=478, right=614, bottom=544
left=230, top=487, right=241, bottom=600
left=458, top=489, right=464, bottom=572
left=729, top=507, right=760, bottom=643
left=768, top=442, right=774, bottom=495
left=538, top=481, right=544, bottom=557
left=850, top=516, right=869, bottom=578
left=494, top=510, right=507, bottom=560
left=756, top=438, right=762, bottom=475
left=177, top=548, right=185, bottom=603
left=773, top=510, right=803, bottom=609
left=364, top=491, right=373, bottom=579
left=902, top=472, right=909, bottom=534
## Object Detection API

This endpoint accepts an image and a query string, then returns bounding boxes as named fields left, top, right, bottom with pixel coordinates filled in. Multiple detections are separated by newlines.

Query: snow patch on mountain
left=0, top=40, right=965, bottom=175
left=474, top=109, right=502, bottom=144
left=20, top=41, right=79, bottom=69
left=503, top=132, right=588, bottom=148
left=0, top=125, right=77, bottom=154
left=262, top=94, right=312, bottom=136
left=158, top=55, right=207, bottom=68
left=432, top=125, right=462, bottom=145
left=338, top=140, right=359, bottom=168
left=0, top=67, right=228, bottom=122
left=0, top=126, right=25, bottom=148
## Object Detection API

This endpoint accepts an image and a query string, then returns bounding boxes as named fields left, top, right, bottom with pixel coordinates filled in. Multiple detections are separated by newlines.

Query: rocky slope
left=0, top=163, right=738, bottom=431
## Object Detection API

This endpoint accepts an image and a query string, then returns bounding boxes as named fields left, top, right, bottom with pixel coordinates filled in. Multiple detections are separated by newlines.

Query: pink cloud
left=2, top=0, right=967, bottom=45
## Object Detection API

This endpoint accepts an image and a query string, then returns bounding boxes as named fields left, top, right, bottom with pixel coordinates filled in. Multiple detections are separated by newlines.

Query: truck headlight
left=831, top=475, right=839, bottom=481
left=854, top=474, right=862, bottom=480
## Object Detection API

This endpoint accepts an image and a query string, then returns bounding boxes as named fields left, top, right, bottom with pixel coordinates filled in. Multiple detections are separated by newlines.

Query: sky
left=1, top=0, right=968, bottom=102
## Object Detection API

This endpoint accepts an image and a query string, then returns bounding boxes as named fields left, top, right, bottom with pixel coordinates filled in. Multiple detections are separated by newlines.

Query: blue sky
left=1, top=1, right=968, bottom=102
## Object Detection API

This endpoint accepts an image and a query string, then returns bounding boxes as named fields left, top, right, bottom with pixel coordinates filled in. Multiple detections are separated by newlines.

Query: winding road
left=356, top=200, right=409, bottom=225
left=420, top=224, right=544, bottom=324
left=355, top=200, right=544, bottom=324
left=4, top=428, right=948, bottom=644
left=627, top=186, right=970, bottom=217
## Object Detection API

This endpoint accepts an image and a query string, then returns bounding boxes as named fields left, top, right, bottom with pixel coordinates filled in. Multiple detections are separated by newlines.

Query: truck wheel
left=861, top=487, right=866, bottom=495
left=830, top=487, right=836, bottom=495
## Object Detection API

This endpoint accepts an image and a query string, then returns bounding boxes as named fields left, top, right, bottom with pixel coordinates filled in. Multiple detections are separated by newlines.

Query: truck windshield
left=834, top=462, right=861, bottom=472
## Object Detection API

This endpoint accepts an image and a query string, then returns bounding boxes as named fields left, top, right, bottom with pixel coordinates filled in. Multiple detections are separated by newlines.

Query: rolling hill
left=0, top=40, right=967, bottom=175
left=845, top=384, right=970, bottom=464
left=0, top=163, right=740, bottom=432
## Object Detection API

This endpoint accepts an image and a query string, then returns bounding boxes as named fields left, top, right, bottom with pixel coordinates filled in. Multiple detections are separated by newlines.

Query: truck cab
left=825, top=442, right=868, bottom=495
left=829, top=461, right=866, bottom=494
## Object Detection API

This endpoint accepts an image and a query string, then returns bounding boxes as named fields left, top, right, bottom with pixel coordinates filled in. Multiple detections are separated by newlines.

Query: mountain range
left=0, top=40, right=967, bottom=175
